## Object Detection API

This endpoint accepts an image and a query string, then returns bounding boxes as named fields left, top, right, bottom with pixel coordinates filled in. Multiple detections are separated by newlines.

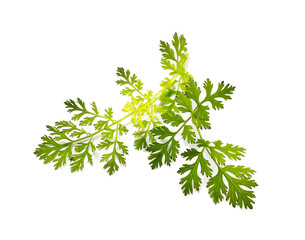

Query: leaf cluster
left=34, top=33, right=257, bottom=209
left=35, top=99, right=128, bottom=175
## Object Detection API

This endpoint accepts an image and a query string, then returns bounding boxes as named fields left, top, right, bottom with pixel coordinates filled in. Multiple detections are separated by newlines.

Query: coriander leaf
left=176, top=92, right=193, bottom=113
left=53, top=144, right=73, bottom=170
left=160, top=40, right=176, bottom=62
left=46, top=125, right=71, bottom=141
left=94, top=120, right=109, bottom=131
left=101, top=150, right=125, bottom=176
left=55, top=121, right=87, bottom=138
left=80, top=116, right=96, bottom=126
left=91, top=102, right=99, bottom=115
left=178, top=148, right=212, bottom=195
left=98, top=123, right=129, bottom=175
left=150, top=126, right=175, bottom=140
left=65, top=98, right=102, bottom=125
left=70, top=142, right=94, bottom=172
left=213, top=140, right=246, bottom=161
left=172, top=32, right=187, bottom=60
left=191, top=104, right=211, bottom=130
left=185, top=79, right=201, bottom=103
left=118, top=124, right=129, bottom=135
left=160, top=59, right=176, bottom=74
left=181, top=125, right=196, bottom=143
left=182, top=79, right=211, bottom=129
left=161, top=111, right=184, bottom=127
left=203, top=79, right=235, bottom=110
left=160, top=33, right=191, bottom=83
left=34, top=136, right=72, bottom=168
left=101, top=127, right=116, bottom=140
left=103, top=108, right=113, bottom=121
left=207, top=166, right=257, bottom=209
left=120, top=87, right=134, bottom=97
left=147, top=137, right=180, bottom=169
left=102, top=139, right=127, bottom=175
left=223, top=165, right=256, bottom=178
left=199, top=139, right=245, bottom=165
left=117, top=141, right=128, bottom=155
left=159, top=87, right=180, bottom=112
left=133, top=129, right=155, bottom=150
left=207, top=169, right=227, bottom=204
left=97, top=139, right=114, bottom=150
left=64, top=98, right=88, bottom=121
left=116, top=67, right=144, bottom=94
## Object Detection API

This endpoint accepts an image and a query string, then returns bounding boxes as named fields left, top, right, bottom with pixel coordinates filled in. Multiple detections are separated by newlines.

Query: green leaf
left=101, top=152, right=119, bottom=176
left=147, top=137, right=180, bottom=169
left=34, top=33, right=257, bottom=209
left=181, top=125, right=196, bottom=143
left=101, top=143, right=128, bottom=175
left=185, top=79, right=201, bottom=103
left=191, top=104, right=211, bottom=129
left=70, top=142, right=94, bottom=172
left=161, top=59, right=176, bottom=73
left=118, top=124, right=129, bottom=136
left=161, top=111, right=184, bottom=127
left=172, top=32, right=187, bottom=60
left=225, top=175, right=257, bottom=209
left=203, top=79, right=235, bottom=110
left=65, top=98, right=88, bottom=121
left=101, top=127, right=116, bottom=140
left=34, top=136, right=72, bottom=167
left=80, top=116, right=96, bottom=126
left=98, top=123, right=129, bottom=175
left=103, top=108, right=113, bottom=121
left=116, top=67, right=131, bottom=84
left=213, top=140, right=246, bottom=161
left=160, top=40, right=176, bottom=62
left=94, top=120, right=109, bottom=131
left=176, top=92, right=192, bottom=113
left=178, top=148, right=212, bottom=195
left=182, top=79, right=211, bottom=129
left=117, top=141, right=128, bottom=155
left=133, top=130, right=155, bottom=150
left=207, top=169, right=227, bottom=204
left=55, top=121, right=86, bottom=138
left=64, top=98, right=102, bottom=125
left=91, top=102, right=99, bottom=115
left=46, top=125, right=71, bottom=141
left=223, top=165, right=256, bottom=178
left=120, top=87, right=134, bottom=96
left=116, top=67, right=144, bottom=96
left=160, top=33, right=190, bottom=79
left=53, top=144, right=73, bottom=170
left=198, top=139, right=245, bottom=165
left=97, top=139, right=114, bottom=150
left=207, top=166, right=258, bottom=209
left=150, top=126, right=174, bottom=140
left=159, top=87, right=179, bottom=112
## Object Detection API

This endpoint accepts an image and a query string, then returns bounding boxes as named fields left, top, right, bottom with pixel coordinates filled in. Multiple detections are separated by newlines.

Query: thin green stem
left=113, top=123, right=119, bottom=151
left=196, top=126, right=203, bottom=139
left=195, top=123, right=222, bottom=171
left=175, top=116, right=191, bottom=134
left=128, top=82, right=145, bottom=98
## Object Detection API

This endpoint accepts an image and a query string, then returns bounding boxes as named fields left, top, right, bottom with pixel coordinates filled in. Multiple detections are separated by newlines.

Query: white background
left=1, top=0, right=304, bottom=239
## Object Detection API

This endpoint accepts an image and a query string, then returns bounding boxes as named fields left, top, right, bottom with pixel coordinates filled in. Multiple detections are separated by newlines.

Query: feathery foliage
left=35, top=33, right=257, bottom=209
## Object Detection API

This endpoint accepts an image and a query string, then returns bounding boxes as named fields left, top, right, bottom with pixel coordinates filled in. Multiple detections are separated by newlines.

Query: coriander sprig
left=34, top=33, right=257, bottom=209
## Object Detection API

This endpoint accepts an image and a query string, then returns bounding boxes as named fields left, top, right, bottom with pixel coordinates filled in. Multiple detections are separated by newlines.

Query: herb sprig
left=35, top=33, right=257, bottom=209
